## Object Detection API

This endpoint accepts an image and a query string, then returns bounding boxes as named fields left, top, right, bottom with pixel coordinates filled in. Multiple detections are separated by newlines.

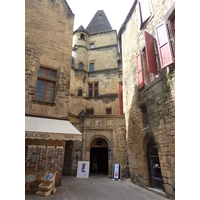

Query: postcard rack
left=36, top=170, right=57, bottom=197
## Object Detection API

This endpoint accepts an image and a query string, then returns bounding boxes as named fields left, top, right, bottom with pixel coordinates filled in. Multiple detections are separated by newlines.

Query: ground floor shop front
left=25, top=116, right=82, bottom=188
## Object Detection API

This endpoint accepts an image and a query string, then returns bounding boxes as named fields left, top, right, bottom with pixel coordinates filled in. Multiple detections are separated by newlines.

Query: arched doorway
left=147, top=138, right=164, bottom=190
left=90, top=138, right=108, bottom=175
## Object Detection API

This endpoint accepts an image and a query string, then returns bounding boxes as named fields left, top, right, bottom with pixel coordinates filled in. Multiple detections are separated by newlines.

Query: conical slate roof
left=76, top=25, right=86, bottom=31
left=86, top=10, right=112, bottom=34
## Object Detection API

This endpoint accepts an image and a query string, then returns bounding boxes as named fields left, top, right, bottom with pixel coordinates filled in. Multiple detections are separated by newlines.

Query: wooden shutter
left=144, top=31, right=158, bottom=75
left=118, top=83, right=123, bottom=115
left=155, top=21, right=174, bottom=69
left=136, top=53, right=144, bottom=90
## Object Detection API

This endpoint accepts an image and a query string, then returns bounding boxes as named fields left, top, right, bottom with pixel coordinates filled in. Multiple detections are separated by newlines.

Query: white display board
left=76, top=161, right=90, bottom=178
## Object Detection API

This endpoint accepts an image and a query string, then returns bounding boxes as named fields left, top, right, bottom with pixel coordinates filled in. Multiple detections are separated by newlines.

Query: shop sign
left=25, top=132, right=82, bottom=141
left=25, top=132, right=49, bottom=139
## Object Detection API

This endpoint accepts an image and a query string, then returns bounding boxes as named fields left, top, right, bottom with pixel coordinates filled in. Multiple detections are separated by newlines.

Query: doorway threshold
left=147, top=187, right=166, bottom=198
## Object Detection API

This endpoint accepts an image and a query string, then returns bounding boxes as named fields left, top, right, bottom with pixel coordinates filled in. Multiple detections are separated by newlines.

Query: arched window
left=78, top=89, right=82, bottom=96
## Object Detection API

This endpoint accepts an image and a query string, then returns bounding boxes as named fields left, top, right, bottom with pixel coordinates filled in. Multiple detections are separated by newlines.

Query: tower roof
left=74, top=25, right=88, bottom=34
left=86, top=10, right=112, bottom=34
left=76, top=25, right=86, bottom=31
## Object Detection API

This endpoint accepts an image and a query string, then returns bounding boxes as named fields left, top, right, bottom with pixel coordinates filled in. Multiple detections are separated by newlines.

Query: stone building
left=69, top=10, right=128, bottom=177
left=25, top=0, right=82, bottom=186
left=118, top=0, right=175, bottom=198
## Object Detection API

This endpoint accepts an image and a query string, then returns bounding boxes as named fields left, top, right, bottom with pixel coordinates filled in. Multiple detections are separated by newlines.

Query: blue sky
left=66, top=0, right=134, bottom=33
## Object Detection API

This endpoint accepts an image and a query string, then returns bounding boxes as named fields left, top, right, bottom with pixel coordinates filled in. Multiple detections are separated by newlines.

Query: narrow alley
left=25, top=175, right=168, bottom=200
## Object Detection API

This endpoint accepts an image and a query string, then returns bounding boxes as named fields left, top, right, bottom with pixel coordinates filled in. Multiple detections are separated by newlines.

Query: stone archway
left=90, top=138, right=108, bottom=175
left=146, top=137, right=164, bottom=190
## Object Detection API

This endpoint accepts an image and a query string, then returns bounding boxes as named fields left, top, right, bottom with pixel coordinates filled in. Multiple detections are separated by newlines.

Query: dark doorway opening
left=147, top=138, right=163, bottom=190
left=90, top=148, right=108, bottom=174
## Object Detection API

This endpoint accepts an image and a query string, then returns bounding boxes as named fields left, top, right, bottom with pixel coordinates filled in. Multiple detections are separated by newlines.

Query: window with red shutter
left=118, top=82, right=123, bottom=114
left=155, top=21, right=174, bottom=69
left=136, top=53, right=144, bottom=90
left=144, top=31, right=158, bottom=75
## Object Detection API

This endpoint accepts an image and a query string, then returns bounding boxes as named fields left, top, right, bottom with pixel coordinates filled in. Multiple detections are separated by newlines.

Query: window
left=136, top=31, right=160, bottom=90
left=106, top=108, right=112, bottom=115
left=119, top=73, right=123, bottom=78
left=90, top=43, right=94, bottom=49
left=35, top=67, right=57, bottom=103
left=155, top=20, right=175, bottom=69
left=78, top=89, right=82, bottom=96
left=79, top=63, right=84, bottom=69
left=141, top=106, right=149, bottom=128
left=80, top=34, right=85, bottom=39
left=86, top=109, right=94, bottom=115
left=88, top=84, right=93, bottom=97
left=118, top=82, right=123, bottom=115
left=88, top=82, right=99, bottom=97
left=94, top=83, right=98, bottom=96
left=118, top=62, right=122, bottom=68
left=74, top=44, right=77, bottom=49
left=89, top=63, right=94, bottom=72
left=138, top=0, right=151, bottom=29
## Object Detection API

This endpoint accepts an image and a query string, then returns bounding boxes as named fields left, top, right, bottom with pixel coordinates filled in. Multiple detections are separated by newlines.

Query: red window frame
left=88, top=83, right=93, bottom=97
left=86, top=109, right=94, bottom=115
left=35, top=67, right=57, bottom=103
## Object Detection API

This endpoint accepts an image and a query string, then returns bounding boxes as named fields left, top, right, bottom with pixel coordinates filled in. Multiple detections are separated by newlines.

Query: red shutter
left=144, top=31, right=158, bottom=75
left=118, top=83, right=123, bottom=115
left=155, top=21, right=174, bottom=69
left=136, top=53, right=144, bottom=90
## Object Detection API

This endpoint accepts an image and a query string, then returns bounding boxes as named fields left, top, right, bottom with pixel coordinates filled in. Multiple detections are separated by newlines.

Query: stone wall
left=25, top=0, right=74, bottom=118
left=119, top=0, right=175, bottom=198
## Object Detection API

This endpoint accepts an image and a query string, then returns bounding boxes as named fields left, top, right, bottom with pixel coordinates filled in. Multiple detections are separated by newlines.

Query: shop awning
left=25, top=116, right=82, bottom=141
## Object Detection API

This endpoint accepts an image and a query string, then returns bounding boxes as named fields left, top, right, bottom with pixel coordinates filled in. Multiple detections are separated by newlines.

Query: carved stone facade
left=69, top=10, right=128, bottom=177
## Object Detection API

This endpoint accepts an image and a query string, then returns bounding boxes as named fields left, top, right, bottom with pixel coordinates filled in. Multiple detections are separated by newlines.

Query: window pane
left=90, top=63, right=94, bottom=71
left=90, top=43, right=94, bottom=49
left=39, top=67, right=47, bottom=77
left=35, top=79, right=45, bottom=101
left=79, top=63, right=83, bottom=69
left=48, top=69, right=56, bottom=79
left=45, top=81, right=54, bottom=103
left=78, top=89, right=82, bottom=96
left=106, top=109, right=111, bottom=114
left=89, top=84, right=93, bottom=89
left=94, top=83, right=98, bottom=88
left=89, top=90, right=92, bottom=97
left=95, top=89, right=98, bottom=96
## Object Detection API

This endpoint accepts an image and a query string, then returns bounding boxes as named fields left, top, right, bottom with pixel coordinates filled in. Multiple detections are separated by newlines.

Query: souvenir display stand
left=36, top=171, right=57, bottom=197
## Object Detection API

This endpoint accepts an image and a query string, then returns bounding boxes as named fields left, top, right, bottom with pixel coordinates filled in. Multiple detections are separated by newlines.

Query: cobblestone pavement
left=25, top=174, right=168, bottom=200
